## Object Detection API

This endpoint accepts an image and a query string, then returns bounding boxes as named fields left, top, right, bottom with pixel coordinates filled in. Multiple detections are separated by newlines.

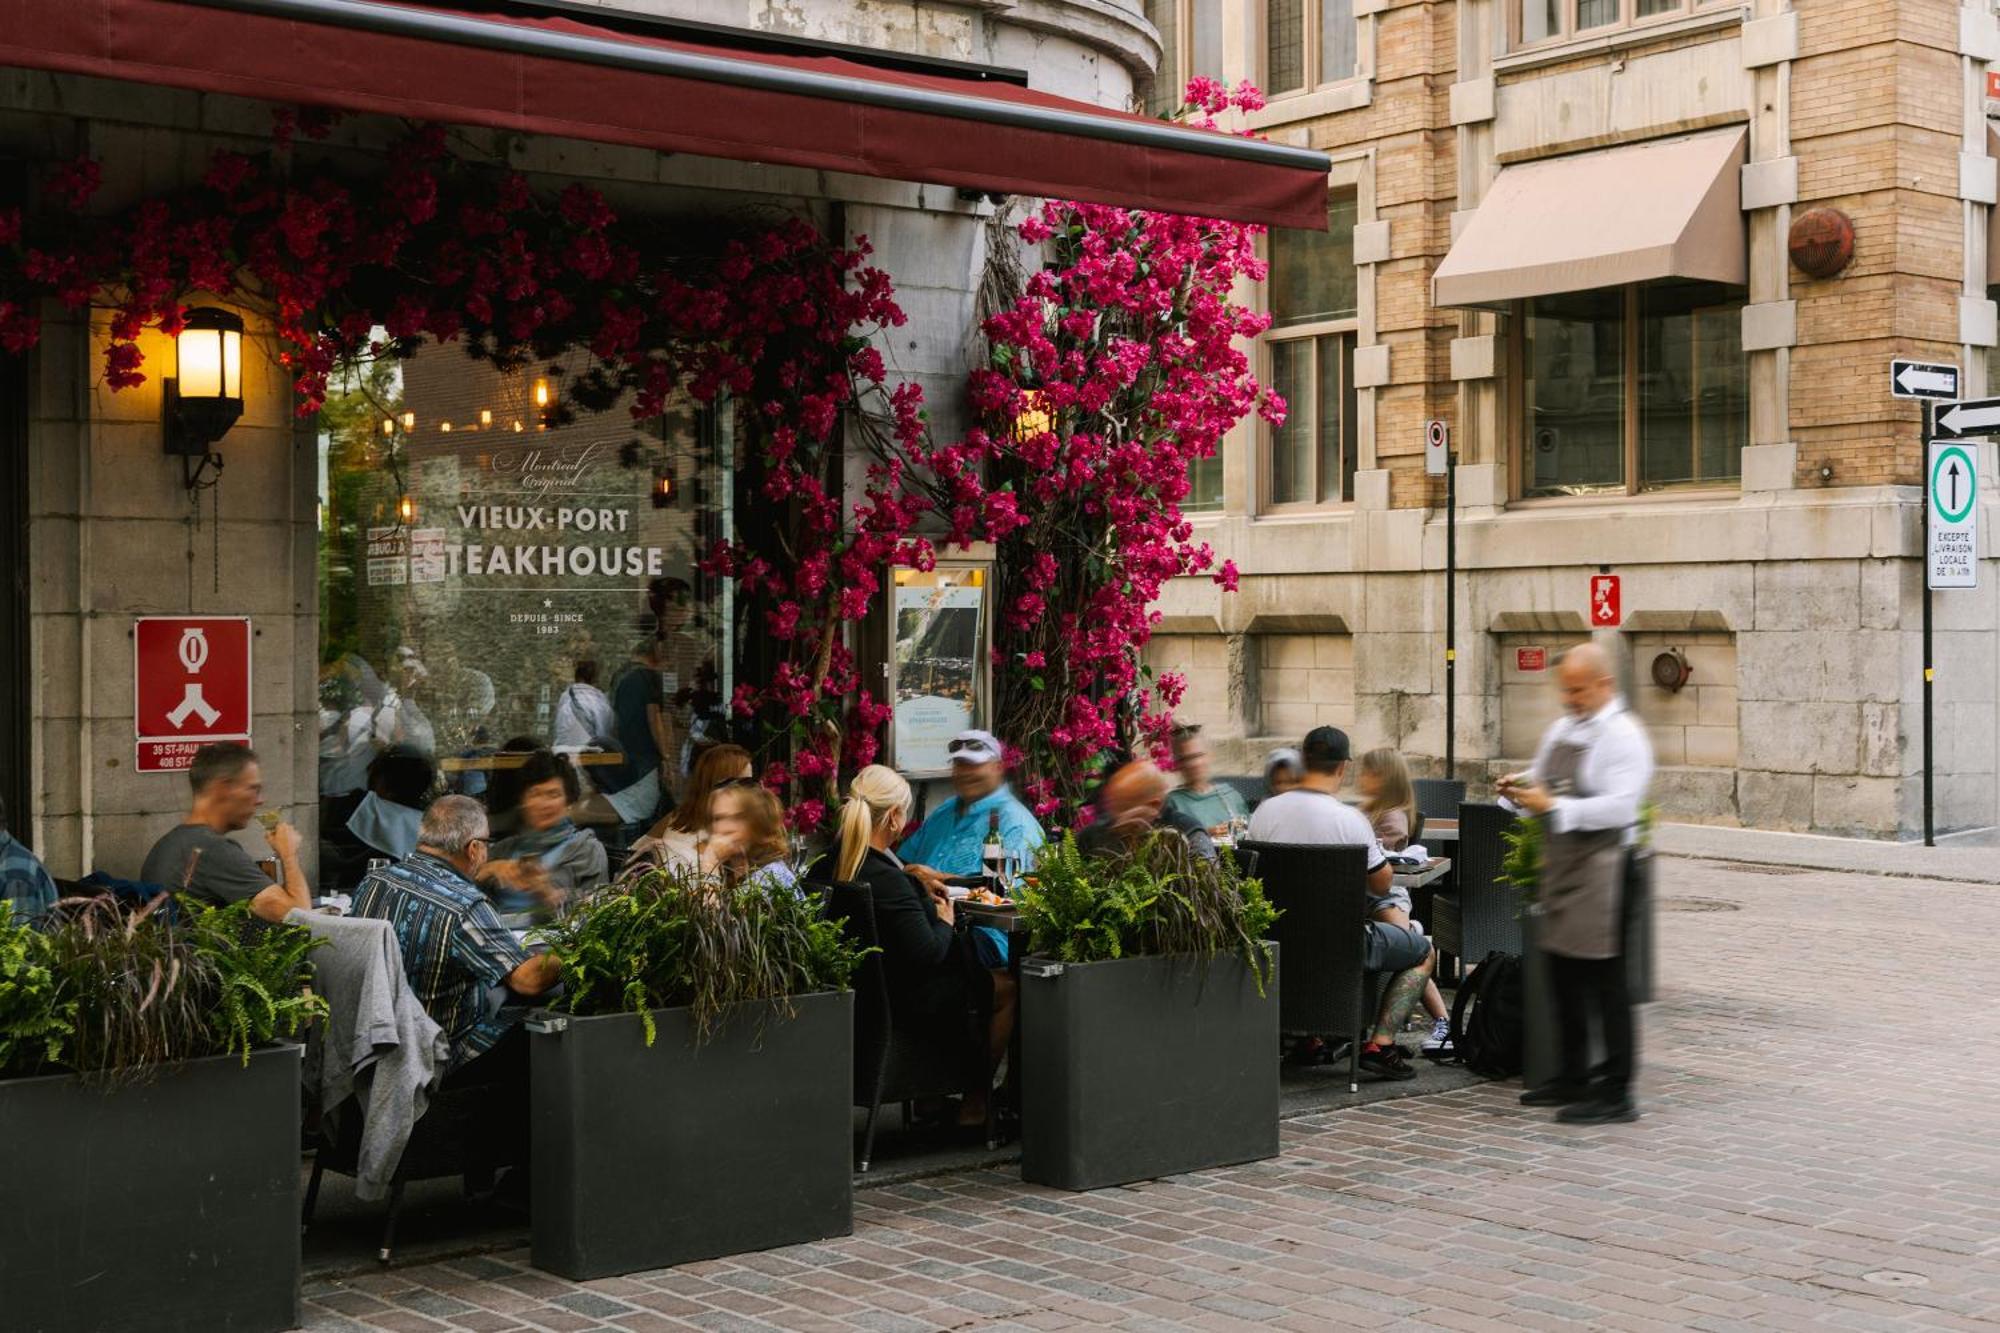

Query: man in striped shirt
left=354, top=796, right=561, bottom=1073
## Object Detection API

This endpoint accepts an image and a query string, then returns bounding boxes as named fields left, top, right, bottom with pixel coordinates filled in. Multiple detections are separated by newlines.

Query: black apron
left=1535, top=736, right=1626, bottom=960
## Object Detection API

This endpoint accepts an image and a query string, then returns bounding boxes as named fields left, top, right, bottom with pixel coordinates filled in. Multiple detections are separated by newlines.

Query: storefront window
left=316, top=340, right=734, bottom=877
left=1264, top=192, right=1358, bottom=508
left=1146, top=0, right=1227, bottom=115
left=1185, top=451, right=1225, bottom=511
left=1145, top=0, right=1183, bottom=116
left=1521, top=282, right=1746, bottom=498
left=1516, top=0, right=1731, bottom=48
left=1523, top=288, right=1626, bottom=497
left=1639, top=284, right=1748, bottom=489
left=1265, top=0, right=1359, bottom=97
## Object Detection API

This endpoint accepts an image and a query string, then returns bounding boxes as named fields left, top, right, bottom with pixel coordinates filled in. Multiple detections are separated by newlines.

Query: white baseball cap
left=946, top=729, right=1002, bottom=765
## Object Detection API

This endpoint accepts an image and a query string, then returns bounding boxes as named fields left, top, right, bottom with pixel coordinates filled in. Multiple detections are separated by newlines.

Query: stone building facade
left=1146, top=0, right=2000, bottom=839
left=5, top=0, right=1175, bottom=880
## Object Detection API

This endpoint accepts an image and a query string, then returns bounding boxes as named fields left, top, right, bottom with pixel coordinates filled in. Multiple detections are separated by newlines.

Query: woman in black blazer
left=818, top=765, right=1014, bottom=1128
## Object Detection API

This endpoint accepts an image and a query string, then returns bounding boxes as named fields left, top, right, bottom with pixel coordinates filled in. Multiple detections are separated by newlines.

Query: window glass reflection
left=1523, top=288, right=1627, bottom=497
left=316, top=341, right=733, bottom=888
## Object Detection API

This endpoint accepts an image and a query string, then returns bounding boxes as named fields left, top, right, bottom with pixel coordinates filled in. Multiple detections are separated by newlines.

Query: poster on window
left=891, top=572, right=986, bottom=775
left=318, top=342, right=729, bottom=826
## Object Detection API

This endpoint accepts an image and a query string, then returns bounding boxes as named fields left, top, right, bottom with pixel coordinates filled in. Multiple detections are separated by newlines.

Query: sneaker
left=1557, top=1098, right=1640, bottom=1125
left=1358, top=1044, right=1417, bottom=1081
left=1421, top=1016, right=1453, bottom=1059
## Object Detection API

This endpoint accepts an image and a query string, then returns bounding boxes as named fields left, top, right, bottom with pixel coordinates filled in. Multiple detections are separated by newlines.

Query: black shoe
left=1519, top=1085, right=1587, bottom=1107
left=1358, top=1045, right=1417, bottom=1081
left=1557, top=1098, right=1639, bottom=1124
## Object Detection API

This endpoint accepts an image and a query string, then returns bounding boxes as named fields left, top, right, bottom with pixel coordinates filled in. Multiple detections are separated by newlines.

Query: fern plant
left=1499, top=814, right=1543, bottom=901
left=183, top=901, right=328, bottom=1064
left=0, top=903, right=74, bottom=1077
left=537, top=860, right=865, bottom=1048
left=1016, top=831, right=1278, bottom=991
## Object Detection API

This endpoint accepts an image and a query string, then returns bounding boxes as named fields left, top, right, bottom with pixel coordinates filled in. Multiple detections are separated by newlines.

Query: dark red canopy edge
left=0, top=0, right=1330, bottom=229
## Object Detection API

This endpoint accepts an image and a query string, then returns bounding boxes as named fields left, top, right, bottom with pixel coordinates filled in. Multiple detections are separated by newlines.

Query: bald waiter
left=1499, top=642, right=1654, bottom=1125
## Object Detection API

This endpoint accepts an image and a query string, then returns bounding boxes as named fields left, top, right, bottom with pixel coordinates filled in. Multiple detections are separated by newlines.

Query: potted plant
left=1014, top=833, right=1279, bottom=1191
left=525, top=864, right=864, bottom=1280
left=0, top=897, right=323, bottom=1333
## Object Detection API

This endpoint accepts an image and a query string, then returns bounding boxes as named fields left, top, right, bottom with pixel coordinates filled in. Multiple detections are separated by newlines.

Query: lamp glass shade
left=176, top=311, right=244, bottom=402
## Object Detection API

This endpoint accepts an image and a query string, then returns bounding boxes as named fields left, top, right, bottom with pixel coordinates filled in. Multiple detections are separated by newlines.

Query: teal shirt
left=899, top=785, right=1045, bottom=877
left=1164, top=784, right=1248, bottom=832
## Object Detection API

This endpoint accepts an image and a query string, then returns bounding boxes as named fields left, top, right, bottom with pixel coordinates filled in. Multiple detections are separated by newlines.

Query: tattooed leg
left=1371, top=948, right=1438, bottom=1045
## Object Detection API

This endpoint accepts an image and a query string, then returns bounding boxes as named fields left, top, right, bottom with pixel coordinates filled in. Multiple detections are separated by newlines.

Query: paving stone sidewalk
left=304, top=857, right=2000, bottom=1331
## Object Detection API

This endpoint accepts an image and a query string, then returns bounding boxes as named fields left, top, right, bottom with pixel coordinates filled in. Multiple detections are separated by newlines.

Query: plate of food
left=964, top=888, right=1013, bottom=907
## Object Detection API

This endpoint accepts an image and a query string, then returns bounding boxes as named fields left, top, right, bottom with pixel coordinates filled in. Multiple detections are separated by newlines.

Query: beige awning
left=1434, top=128, right=1748, bottom=309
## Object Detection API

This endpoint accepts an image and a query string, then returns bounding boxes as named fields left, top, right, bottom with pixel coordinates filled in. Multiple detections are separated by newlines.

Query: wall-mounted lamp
left=398, top=494, right=416, bottom=525
left=164, top=307, right=245, bottom=486
left=652, top=469, right=677, bottom=509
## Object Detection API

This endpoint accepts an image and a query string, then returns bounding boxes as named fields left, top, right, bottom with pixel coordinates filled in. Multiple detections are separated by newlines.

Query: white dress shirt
left=1523, top=697, right=1655, bottom=843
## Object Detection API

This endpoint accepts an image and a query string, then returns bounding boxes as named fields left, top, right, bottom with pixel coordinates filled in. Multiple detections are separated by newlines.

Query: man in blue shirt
left=0, top=795, right=58, bottom=927
left=899, top=729, right=1045, bottom=892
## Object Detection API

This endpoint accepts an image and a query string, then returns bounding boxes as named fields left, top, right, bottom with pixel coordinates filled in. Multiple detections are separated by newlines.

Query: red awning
left=0, top=0, right=1331, bottom=229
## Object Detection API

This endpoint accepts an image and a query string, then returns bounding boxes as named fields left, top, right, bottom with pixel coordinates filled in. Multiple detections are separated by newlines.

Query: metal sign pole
left=1922, top=403, right=1935, bottom=847
left=1445, top=450, right=1457, bottom=781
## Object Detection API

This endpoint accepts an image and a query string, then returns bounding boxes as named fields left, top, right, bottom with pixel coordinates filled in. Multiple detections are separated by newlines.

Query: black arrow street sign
left=1928, top=397, right=2000, bottom=439
left=1947, top=458, right=1964, bottom=511
left=1893, top=360, right=1960, bottom=399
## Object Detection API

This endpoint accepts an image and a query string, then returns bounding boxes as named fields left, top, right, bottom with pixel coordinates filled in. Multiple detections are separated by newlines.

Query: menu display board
left=890, top=566, right=988, bottom=776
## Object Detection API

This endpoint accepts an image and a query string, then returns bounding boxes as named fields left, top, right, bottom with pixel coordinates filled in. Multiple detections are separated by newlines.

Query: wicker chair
left=820, top=881, right=981, bottom=1172
left=1431, top=801, right=1523, bottom=984
left=1413, top=778, right=1466, bottom=823
left=1237, top=841, right=1378, bottom=1093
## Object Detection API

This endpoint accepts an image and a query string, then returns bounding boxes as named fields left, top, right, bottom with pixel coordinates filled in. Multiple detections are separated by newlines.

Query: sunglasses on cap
left=946, top=738, right=994, bottom=755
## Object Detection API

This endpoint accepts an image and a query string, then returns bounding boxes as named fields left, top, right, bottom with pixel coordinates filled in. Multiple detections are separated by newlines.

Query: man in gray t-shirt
left=140, top=745, right=312, bottom=921
left=1246, top=726, right=1436, bottom=1081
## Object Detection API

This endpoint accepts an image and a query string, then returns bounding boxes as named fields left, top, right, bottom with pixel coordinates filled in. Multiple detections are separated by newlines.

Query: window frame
left=1508, top=284, right=1748, bottom=502
left=1260, top=329, right=1358, bottom=510
left=1256, top=180, right=1363, bottom=516
left=1509, top=0, right=1734, bottom=51
left=1259, top=0, right=1361, bottom=101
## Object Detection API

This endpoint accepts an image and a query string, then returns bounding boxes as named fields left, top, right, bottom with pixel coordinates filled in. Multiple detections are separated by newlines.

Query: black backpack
left=1450, top=950, right=1525, bottom=1078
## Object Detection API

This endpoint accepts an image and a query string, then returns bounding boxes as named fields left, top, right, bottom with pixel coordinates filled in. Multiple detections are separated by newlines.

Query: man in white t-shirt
left=1248, top=726, right=1438, bottom=1080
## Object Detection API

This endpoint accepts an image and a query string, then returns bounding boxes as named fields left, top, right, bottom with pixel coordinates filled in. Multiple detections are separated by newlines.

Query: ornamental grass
left=533, top=862, right=865, bottom=1048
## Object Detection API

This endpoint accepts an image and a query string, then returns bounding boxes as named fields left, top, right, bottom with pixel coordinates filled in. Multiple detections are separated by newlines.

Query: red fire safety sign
left=134, top=617, right=253, bottom=772
left=1590, top=574, right=1622, bottom=628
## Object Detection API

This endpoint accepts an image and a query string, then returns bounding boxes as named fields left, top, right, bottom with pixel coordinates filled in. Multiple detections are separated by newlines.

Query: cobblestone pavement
left=303, top=857, right=2000, bottom=1331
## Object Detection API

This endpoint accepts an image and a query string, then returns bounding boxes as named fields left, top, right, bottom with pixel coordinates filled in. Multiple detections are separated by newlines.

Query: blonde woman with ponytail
left=814, top=765, right=1017, bottom=1130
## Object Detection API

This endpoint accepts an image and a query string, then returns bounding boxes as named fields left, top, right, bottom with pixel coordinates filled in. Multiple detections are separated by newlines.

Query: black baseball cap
left=1301, top=726, right=1351, bottom=772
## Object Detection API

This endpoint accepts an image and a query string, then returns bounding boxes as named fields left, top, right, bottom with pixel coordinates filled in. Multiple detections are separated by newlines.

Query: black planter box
left=1019, top=949, right=1278, bottom=1191
left=529, top=990, right=854, bottom=1279
left=0, top=1045, right=301, bottom=1333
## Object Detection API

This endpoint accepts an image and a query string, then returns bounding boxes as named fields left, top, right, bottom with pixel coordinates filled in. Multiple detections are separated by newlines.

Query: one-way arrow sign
left=1929, top=397, right=2000, bottom=440
left=1892, top=360, right=1960, bottom=400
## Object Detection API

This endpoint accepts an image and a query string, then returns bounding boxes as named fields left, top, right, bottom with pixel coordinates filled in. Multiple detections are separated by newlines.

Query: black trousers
left=445, top=1025, right=531, bottom=1173
left=1547, top=952, right=1634, bottom=1102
